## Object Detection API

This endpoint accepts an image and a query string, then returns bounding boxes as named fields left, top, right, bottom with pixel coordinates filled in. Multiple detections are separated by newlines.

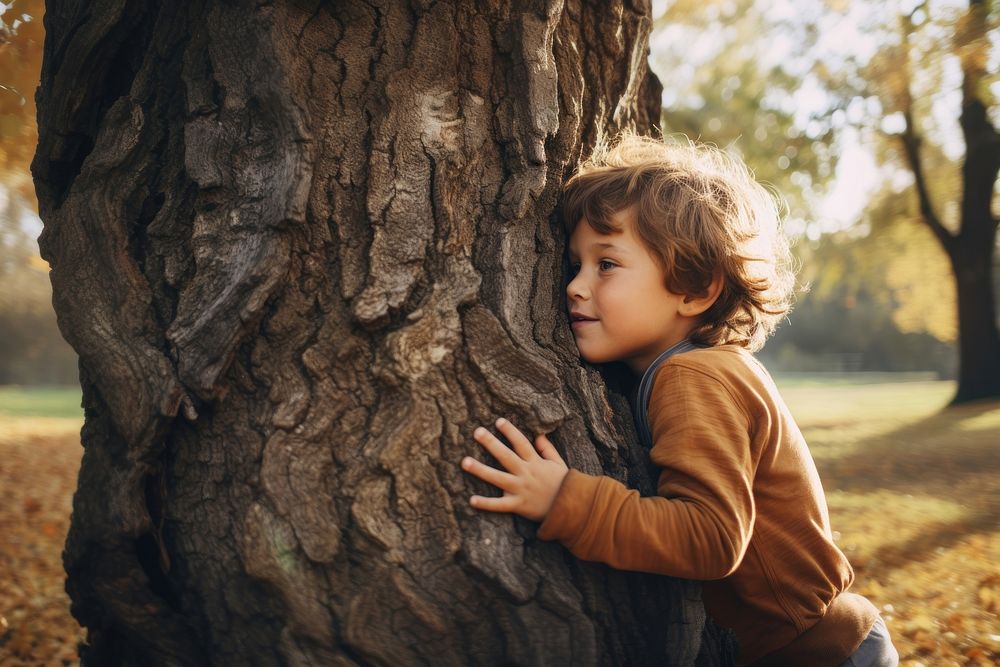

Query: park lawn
left=0, top=386, right=82, bottom=418
left=777, top=375, right=1000, bottom=667
left=1, top=379, right=998, bottom=665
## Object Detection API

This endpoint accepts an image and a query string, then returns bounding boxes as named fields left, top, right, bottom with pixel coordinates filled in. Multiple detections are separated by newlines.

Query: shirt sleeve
left=536, top=363, right=757, bottom=580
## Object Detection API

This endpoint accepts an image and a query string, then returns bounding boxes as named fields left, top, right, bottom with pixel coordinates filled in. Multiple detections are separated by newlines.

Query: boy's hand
left=462, top=418, right=569, bottom=522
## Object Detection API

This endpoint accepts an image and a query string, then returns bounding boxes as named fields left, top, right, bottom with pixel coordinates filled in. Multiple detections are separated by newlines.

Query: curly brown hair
left=561, top=131, right=796, bottom=352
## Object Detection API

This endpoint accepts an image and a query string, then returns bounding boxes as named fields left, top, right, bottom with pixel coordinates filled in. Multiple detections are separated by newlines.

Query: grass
left=774, top=376, right=956, bottom=464
left=0, top=386, right=82, bottom=418
left=0, top=387, right=83, bottom=449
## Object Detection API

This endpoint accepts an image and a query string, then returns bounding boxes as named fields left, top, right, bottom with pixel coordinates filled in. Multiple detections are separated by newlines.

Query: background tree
left=31, top=0, right=733, bottom=664
left=810, top=0, right=1000, bottom=401
left=874, top=0, right=1000, bottom=402
left=650, top=0, right=998, bottom=393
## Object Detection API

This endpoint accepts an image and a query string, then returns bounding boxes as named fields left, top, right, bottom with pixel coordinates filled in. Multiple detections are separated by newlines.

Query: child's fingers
left=534, top=434, right=563, bottom=462
left=494, top=418, right=536, bottom=461
left=469, top=494, right=519, bottom=513
left=461, top=457, right=517, bottom=491
left=473, top=426, right=523, bottom=471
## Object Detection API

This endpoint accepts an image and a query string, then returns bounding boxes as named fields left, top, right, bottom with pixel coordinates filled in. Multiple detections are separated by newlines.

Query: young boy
left=460, top=133, right=898, bottom=666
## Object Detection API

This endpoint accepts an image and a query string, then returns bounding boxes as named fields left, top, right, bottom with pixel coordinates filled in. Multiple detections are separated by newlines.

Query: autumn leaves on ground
left=0, top=388, right=85, bottom=666
left=1, top=380, right=998, bottom=666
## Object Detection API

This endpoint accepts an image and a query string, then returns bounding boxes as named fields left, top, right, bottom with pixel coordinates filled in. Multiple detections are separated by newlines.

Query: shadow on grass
left=855, top=510, right=999, bottom=573
left=818, top=399, right=1000, bottom=492
left=818, top=398, right=1000, bottom=569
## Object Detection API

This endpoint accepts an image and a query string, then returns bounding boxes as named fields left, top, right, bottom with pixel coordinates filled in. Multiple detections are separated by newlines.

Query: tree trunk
left=32, top=1, right=733, bottom=664
left=951, top=244, right=1000, bottom=403
left=951, top=120, right=1000, bottom=402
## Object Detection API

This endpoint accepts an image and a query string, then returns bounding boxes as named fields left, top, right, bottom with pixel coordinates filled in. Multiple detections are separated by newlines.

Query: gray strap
left=633, top=339, right=703, bottom=450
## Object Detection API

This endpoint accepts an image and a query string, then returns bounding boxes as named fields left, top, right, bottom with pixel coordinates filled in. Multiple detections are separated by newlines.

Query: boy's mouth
left=570, top=311, right=598, bottom=325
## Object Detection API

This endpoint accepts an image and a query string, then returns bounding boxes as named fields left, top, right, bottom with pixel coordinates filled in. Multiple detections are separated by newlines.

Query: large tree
left=814, top=0, right=1000, bottom=401
left=887, top=0, right=1000, bottom=402
left=31, top=0, right=733, bottom=664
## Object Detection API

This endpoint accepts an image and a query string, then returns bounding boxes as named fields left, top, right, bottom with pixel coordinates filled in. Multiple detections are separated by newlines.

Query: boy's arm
left=537, top=364, right=756, bottom=580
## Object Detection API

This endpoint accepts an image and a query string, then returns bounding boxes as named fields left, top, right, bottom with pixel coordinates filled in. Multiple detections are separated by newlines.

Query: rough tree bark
left=33, top=1, right=733, bottom=664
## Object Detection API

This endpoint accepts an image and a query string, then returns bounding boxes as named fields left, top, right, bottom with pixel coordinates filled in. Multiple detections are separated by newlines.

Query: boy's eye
left=568, top=262, right=581, bottom=276
left=598, top=260, right=617, bottom=271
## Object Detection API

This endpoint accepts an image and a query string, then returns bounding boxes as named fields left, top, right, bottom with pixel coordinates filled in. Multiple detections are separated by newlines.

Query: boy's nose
left=566, top=273, right=589, bottom=300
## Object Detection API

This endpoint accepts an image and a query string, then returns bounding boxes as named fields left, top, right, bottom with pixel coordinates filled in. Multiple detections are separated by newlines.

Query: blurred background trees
left=0, top=192, right=76, bottom=384
left=651, top=0, right=999, bottom=402
left=2, top=0, right=998, bottom=401
left=0, top=0, right=76, bottom=385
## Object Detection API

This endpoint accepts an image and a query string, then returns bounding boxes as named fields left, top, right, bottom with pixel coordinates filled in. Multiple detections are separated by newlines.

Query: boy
left=460, top=133, right=897, bottom=666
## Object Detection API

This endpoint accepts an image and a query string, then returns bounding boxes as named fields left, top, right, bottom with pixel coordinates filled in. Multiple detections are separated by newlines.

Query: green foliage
left=651, top=0, right=839, bottom=224
left=762, top=185, right=958, bottom=377
left=800, top=185, right=958, bottom=340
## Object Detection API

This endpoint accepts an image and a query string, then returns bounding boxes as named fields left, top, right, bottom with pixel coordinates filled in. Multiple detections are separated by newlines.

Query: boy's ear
left=679, top=273, right=724, bottom=317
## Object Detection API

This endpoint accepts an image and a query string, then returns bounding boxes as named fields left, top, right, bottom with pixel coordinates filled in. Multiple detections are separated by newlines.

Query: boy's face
left=566, top=207, right=696, bottom=375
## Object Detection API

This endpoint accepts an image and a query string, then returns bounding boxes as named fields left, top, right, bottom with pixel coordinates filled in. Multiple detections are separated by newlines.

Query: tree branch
left=896, top=10, right=955, bottom=252
left=899, top=111, right=955, bottom=251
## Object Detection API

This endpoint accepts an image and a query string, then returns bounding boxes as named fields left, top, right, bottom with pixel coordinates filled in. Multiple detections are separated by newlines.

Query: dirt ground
left=0, top=381, right=998, bottom=665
